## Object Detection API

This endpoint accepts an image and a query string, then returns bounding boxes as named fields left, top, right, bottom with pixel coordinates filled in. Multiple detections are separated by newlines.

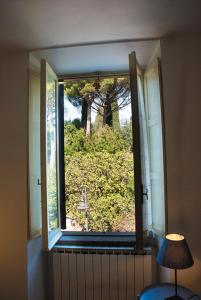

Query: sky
left=64, top=96, right=131, bottom=125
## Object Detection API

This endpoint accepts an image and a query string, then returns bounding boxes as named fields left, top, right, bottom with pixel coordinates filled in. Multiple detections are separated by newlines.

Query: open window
left=143, top=58, right=166, bottom=235
left=28, top=55, right=42, bottom=239
left=129, top=51, right=166, bottom=248
left=28, top=41, right=166, bottom=251
left=40, top=59, right=61, bottom=250
left=62, top=74, right=135, bottom=235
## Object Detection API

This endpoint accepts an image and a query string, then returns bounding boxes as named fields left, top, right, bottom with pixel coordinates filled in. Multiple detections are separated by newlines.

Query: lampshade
left=156, top=234, right=194, bottom=269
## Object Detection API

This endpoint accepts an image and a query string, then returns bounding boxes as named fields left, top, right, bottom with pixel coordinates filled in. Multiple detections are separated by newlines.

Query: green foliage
left=85, top=125, right=125, bottom=153
left=64, top=77, right=133, bottom=232
left=93, top=109, right=103, bottom=132
left=64, top=122, right=86, bottom=155
left=119, top=120, right=133, bottom=151
left=64, top=123, right=132, bottom=155
left=65, top=151, right=135, bottom=231
left=47, top=166, right=58, bottom=230
left=46, top=79, right=58, bottom=230
left=111, top=99, right=120, bottom=131
left=80, top=82, right=96, bottom=97
left=64, top=121, right=135, bottom=232
left=64, top=77, right=130, bottom=129
left=99, top=77, right=129, bottom=94
left=64, top=78, right=129, bottom=103
left=65, top=80, right=96, bottom=135
left=64, top=80, right=96, bottom=106
left=71, top=118, right=82, bottom=129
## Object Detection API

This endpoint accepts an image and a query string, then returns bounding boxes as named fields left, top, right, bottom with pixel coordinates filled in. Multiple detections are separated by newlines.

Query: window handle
left=142, top=186, right=148, bottom=200
left=37, top=179, right=41, bottom=186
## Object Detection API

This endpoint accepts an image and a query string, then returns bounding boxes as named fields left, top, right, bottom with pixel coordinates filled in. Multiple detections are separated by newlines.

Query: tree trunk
left=103, top=101, right=112, bottom=127
left=111, top=98, right=120, bottom=131
left=81, top=98, right=88, bottom=129
left=86, top=97, right=92, bottom=137
left=94, top=108, right=103, bottom=132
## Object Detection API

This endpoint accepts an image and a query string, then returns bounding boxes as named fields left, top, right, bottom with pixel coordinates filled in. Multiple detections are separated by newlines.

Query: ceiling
left=32, top=41, right=158, bottom=75
left=0, top=0, right=201, bottom=50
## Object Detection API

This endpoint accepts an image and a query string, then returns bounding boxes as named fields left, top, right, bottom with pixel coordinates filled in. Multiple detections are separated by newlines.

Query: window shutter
left=40, top=59, right=61, bottom=250
left=129, top=51, right=143, bottom=249
left=137, top=73, right=152, bottom=236
left=29, top=56, right=42, bottom=239
left=143, top=59, right=166, bottom=236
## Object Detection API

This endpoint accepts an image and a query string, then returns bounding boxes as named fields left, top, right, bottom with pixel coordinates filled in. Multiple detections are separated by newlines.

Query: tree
left=64, top=122, right=86, bottom=155
left=94, top=98, right=120, bottom=132
left=64, top=77, right=131, bottom=135
left=64, top=123, right=135, bottom=231
left=111, top=98, right=120, bottom=131
left=92, top=77, right=130, bottom=127
left=65, top=80, right=96, bottom=136
left=65, top=151, right=135, bottom=231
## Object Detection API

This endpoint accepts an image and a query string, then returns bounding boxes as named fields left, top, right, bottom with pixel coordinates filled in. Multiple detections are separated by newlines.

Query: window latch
left=37, top=179, right=41, bottom=186
left=142, top=185, right=148, bottom=201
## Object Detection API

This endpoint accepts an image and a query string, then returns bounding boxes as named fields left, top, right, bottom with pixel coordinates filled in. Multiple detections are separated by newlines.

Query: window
left=143, top=59, right=166, bottom=235
left=29, top=56, right=42, bottom=239
left=40, top=59, right=61, bottom=250
left=29, top=47, right=166, bottom=250
left=63, top=76, right=135, bottom=233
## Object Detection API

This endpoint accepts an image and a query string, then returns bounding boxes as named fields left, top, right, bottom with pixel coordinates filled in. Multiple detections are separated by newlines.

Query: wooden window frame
left=57, top=66, right=143, bottom=250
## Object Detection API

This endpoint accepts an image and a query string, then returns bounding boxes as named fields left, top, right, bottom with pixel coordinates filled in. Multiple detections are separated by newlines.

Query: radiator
left=52, top=249, right=154, bottom=300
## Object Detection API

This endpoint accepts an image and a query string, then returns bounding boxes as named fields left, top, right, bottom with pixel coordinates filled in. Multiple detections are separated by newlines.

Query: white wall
left=161, top=34, right=201, bottom=296
left=27, top=56, right=47, bottom=300
left=1, top=36, right=201, bottom=299
left=0, top=51, right=47, bottom=300
left=27, top=237, right=47, bottom=300
left=0, top=51, right=29, bottom=300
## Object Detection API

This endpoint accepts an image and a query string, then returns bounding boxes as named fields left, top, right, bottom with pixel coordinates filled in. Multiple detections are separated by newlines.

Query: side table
left=139, top=283, right=200, bottom=300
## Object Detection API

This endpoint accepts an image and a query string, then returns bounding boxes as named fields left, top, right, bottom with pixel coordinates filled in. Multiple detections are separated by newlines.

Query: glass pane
left=64, top=77, right=135, bottom=232
left=145, top=67, right=165, bottom=234
left=137, top=76, right=152, bottom=232
left=29, top=71, right=42, bottom=238
left=46, top=72, right=58, bottom=231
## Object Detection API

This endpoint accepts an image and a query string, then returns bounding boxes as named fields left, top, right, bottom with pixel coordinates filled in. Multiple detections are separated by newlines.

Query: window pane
left=64, top=77, right=135, bottom=232
left=46, top=74, right=58, bottom=230
left=29, top=70, right=42, bottom=238
left=144, top=66, right=165, bottom=234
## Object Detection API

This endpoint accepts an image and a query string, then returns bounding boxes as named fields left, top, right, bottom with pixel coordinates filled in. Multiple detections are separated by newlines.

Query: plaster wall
left=27, top=237, right=47, bottom=300
left=1, top=35, right=201, bottom=299
left=0, top=51, right=29, bottom=300
left=161, top=34, right=201, bottom=296
left=27, top=58, right=47, bottom=300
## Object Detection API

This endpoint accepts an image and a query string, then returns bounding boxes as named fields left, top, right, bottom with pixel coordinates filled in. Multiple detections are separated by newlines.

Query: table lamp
left=156, top=233, right=194, bottom=300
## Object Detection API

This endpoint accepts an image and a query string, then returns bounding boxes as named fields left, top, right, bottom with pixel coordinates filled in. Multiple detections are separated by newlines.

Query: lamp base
left=165, top=296, right=184, bottom=300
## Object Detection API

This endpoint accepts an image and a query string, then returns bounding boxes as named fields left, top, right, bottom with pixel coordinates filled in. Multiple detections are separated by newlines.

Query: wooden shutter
left=129, top=51, right=143, bottom=249
left=28, top=55, right=42, bottom=239
left=40, top=59, right=61, bottom=250
left=144, top=58, right=166, bottom=236
left=137, top=72, right=152, bottom=236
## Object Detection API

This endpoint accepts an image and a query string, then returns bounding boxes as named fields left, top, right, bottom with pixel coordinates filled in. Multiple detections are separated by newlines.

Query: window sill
left=53, top=231, right=154, bottom=254
left=52, top=231, right=155, bottom=255
left=59, top=231, right=136, bottom=247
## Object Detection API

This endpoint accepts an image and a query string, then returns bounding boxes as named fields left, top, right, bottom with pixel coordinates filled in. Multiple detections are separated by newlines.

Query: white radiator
left=52, top=249, right=154, bottom=300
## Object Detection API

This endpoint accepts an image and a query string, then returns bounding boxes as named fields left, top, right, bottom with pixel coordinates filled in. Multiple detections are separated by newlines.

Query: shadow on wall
left=27, top=237, right=47, bottom=300
left=160, top=34, right=201, bottom=296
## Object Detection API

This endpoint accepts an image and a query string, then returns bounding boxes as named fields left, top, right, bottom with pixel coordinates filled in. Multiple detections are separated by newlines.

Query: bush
left=64, top=123, right=86, bottom=155
left=64, top=120, right=135, bottom=232
left=65, top=151, right=135, bottom=231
